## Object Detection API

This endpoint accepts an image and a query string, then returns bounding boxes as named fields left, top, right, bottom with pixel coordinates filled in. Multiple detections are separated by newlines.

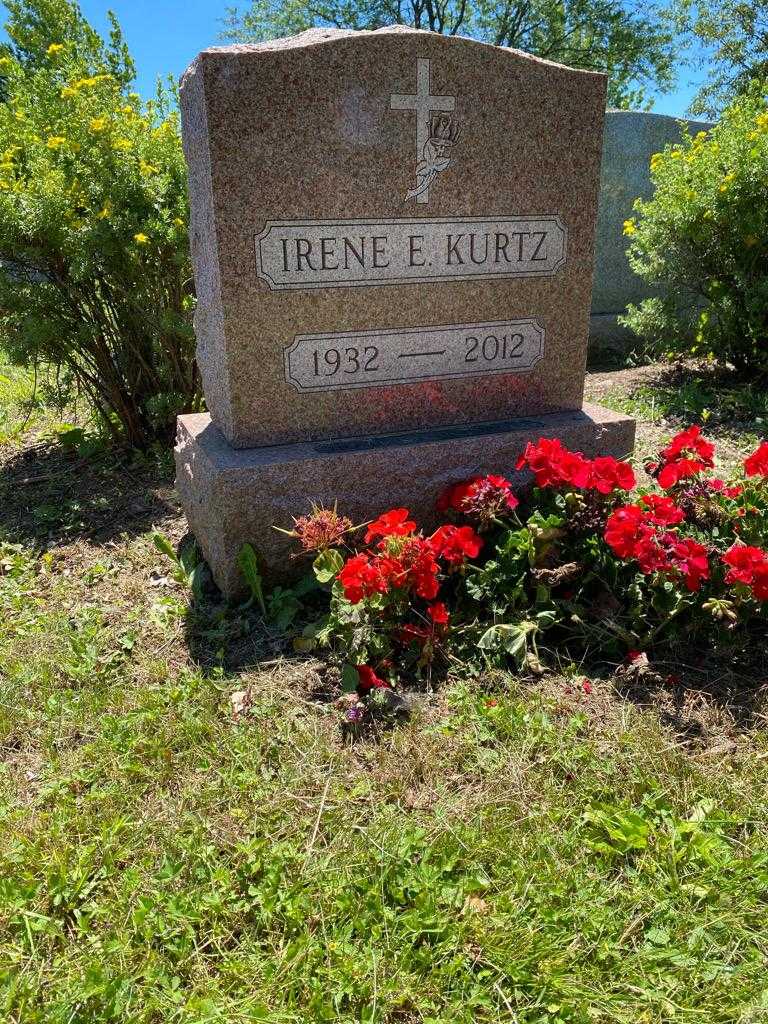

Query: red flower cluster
left=428, top=524, right=483, bottom=564
left=437, top=474, right=519, bottom=523
left=708, top=479, right=744, bottom=499
left=655, top=426, right=715, bottom=489
left=516, top=438, right=591, bottom=488
left=516, top=439, right=635, bottom=493
left=337, top=509, right=482, bottom=604
left=723, top=545, right=768, bottom=601
left=640, top=494, right=685, bottom=526
left=356, top=665, right=390, bottom=694
left=745, top=442, right=768, bottom=479
left=605, top=503, right=709, bottom=591
left=365, top=508, right=416, bottom=543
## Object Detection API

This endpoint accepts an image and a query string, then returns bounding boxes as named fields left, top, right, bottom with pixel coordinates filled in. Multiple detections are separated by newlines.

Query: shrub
left=620, top=82, right=768, bottom=375
left=285, top=431, right=768, bottom=720
left=0, top=0, right=198, bottom=447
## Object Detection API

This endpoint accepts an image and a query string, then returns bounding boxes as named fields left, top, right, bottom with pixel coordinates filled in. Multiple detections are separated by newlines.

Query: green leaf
left=313, top=548, right=344, bottom=584
left=341, top=663, right=359, bottom=693
left=152, top=531, right=178, bottom=565
left=237, top=543, right=266, bottom=615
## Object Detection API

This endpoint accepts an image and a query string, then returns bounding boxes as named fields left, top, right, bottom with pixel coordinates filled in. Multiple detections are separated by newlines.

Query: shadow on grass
left=616, top=363, right=768, bottom=441
left=0, top=438, right=179, bottom=549
left=609, top=634, right=768, bottom=742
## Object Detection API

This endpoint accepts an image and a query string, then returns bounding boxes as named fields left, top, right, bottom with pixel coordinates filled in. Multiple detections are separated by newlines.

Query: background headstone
left=590, top=109, right=714, bottom=351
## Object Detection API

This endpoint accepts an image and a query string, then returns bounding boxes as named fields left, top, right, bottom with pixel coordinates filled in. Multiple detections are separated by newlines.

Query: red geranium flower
left=396, top=623, right=433, bottom=647
left=338, top=553, right=387, bottom=604
left=604, top=505, right=651, bottom=558
left=667, top=536, right=710, bottom=592
left=745, top=442, right=768, bottom=478
left=657, top=458, right=707, bottom=489
left=365, top=507, right=416, bottom=543
left=588, top=456, right=636, bottom=494
left=436, top=477, right=481, bottom=513
left=437, top=475, right=519, bottom=521
left=640, top=494, right=685, bottom=526
left=378, top=537, right=441, bottom=600
left=516, top=438, right=591, bottom=489
left=723, top=544, right=768, bottom=584
left=356, top=665, right=390, bottom=694
left=427, top=601, right=450, bottom=625
left=428, top=524, right=483, bottom=564
left=708, top=479, right=744, bottom=498
left=662, top=425, right=715, bottom=466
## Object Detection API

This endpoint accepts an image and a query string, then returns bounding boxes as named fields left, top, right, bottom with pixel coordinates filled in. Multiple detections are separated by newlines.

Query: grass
left=598, top=362, right=768, bottom=451
left=2, top=356, right=768, bottom=1023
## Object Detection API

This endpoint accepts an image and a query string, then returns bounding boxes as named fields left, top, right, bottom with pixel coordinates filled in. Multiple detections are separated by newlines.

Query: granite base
left=175, top=404, right=636, bottom=599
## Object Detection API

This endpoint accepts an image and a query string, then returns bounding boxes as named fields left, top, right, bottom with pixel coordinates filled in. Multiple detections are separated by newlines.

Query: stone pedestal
left=175, top=403, right=635, bottom=599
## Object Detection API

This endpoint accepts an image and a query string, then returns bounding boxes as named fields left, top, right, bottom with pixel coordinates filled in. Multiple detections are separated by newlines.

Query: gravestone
left=590, top=109, right=714, bottom=351
left=176, top=26, right=635, bottom=596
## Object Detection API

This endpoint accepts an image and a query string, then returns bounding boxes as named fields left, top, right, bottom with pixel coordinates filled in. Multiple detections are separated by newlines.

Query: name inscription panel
left=284, top=319, right=544, bottom=393
left=256, top=216, right=566, bottom=290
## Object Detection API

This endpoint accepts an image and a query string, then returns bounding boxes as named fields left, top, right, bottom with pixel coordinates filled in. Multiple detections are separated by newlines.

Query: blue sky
left=3, top=0, right=707, bottom=116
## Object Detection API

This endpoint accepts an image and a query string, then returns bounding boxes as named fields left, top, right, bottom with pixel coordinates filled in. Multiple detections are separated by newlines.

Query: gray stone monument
left=175, top=26, right=635, bottom=597
left=590, top=109, right=714, bottom=349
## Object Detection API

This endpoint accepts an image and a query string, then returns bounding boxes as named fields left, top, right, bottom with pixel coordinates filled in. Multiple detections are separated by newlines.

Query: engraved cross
left=390, top=57, right=455, bottom=204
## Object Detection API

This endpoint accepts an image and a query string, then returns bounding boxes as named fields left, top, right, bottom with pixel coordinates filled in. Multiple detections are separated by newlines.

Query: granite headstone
left=176, top=27, right=635, bottom=596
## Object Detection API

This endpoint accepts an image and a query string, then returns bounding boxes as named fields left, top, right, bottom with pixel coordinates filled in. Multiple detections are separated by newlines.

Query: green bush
left=0, top=0, right=198, bottom=447
left=620, top=82, right=768, bottom=375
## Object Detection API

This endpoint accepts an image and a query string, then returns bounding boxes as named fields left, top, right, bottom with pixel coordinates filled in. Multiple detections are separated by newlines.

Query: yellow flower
left=695, top=130, right=708, bottom=140
left=670, top=149, right=683, bottom=159
left=756, top=112, right=768, bottom=130
left=744, top=234, right=759, bottom=247
left=622, top=218, right=637, bottom=236
left=0, top=180, right=10, bottom=190
left=723, top=171, right=736, bottom=183
left=96, top=201, right=112, bottom=220
left=173, top=217, right=185, bottom=227
left=14, top=109, right=25, bottom=121
left=650, top=153, right=663, bottom=170
left=73, top=76, right=99, bottom=89
left=134, top=232, right=150, bottom=245
left=0, top=56, right=13, bottom=68
left=112, top=137, right=132, bottom=151
left=61, top=86, right=77, bottom=99
left=47, top=43, right=64, bottom=55
left=46, top=136, right=66, bottom=149
left=139, top=160, right=159, bottom=176
left=89, top=117, right=107, bottom=133
left=747, top=130, right=759, bottom=141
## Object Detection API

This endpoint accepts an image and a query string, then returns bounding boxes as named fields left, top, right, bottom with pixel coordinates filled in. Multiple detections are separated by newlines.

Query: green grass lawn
left=2, top=358, right=768, bottom=1023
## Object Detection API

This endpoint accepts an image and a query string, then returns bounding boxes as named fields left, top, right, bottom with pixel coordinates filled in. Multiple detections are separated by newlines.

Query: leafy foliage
left=0, top=0, right=198, bottom=447
left=221, top=0, right=676, bottom=108
left=292, top=431, right=768, bottom=698
left=666, top=0, right=768, bottom=117
left=620, top=83, right=768, bottom=376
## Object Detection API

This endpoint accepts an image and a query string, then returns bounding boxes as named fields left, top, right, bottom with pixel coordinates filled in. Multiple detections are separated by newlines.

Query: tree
left=220, top=0, right=676, bottom=108
left=666, top=0, right=768, bottom=117
left=0, top=0, right=199, bottom=448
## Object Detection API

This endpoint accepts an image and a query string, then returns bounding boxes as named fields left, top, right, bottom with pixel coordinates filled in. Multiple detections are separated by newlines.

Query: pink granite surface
left=180, top=27, right=606, bottom=448
left=176, top=403, right=635, bottom=597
